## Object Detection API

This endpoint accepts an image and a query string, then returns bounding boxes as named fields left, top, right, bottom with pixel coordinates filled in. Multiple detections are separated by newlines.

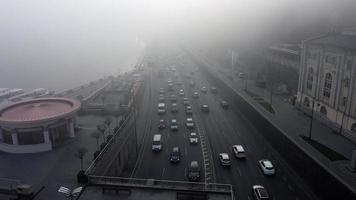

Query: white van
left=152, top=134, right=162, bottom=151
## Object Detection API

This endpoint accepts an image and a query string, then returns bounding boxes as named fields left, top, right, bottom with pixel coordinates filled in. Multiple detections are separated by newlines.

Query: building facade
left=297, top=31, right=356, bottom=141
left=265, top=44, right=301, bottom=71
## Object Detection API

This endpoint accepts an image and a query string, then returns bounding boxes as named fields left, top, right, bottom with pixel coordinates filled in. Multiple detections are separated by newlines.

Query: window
left=306, top=68, right=314, bottom=90
left=325, top=55, right=337, bottom=65
left=346, top=60, right=353, bottom=71
left=304, top=97, right=310, bottom=107
left=320, top=106, right=327, bottom=116
left=342, top=97, right=347, bottom=107
left=323, top=73, right=332, bottom=98
left=351, top=123, right=356, bottom=132
left=344, top=78, right=350, bottom=88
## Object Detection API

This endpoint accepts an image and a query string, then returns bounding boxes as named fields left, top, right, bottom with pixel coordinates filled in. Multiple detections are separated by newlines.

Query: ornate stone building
left=297, top=30, right=356, bottom=141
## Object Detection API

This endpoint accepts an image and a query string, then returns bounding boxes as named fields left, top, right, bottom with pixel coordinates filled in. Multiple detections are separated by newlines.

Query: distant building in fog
left=297, top=30, right=356, bottom=141
left=265, top=43, right=301, bottom=71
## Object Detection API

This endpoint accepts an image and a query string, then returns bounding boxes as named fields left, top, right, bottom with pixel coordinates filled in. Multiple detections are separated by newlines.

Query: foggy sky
left=0, top=0, right=355, bottom=91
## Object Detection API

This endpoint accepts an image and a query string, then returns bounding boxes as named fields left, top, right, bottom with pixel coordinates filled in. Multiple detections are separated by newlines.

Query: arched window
left=351, top=123, right=356, bottom=132
left=303, top=97, right=310, bottom=107
left=320, top=106, right=327, bottom=116
left=306, top=68, right=313, bottom=90
left=323, top=73, right=332, bottom=98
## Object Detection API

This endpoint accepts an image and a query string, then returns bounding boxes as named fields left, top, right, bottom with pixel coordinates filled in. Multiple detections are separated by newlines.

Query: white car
left=179, top=89, right=185, bottom=96
left=170, top=119, right=178, bottom=131
left=259, top=159, right=275, bottom=175
left=232, top=145, right=246, bottom=159
left=201, top=86, right=207, bottom=93
left=193, top=92, right=199, bottom=99
left=219, top=153, right=231, bottom=167
left=189, top=133, right=198, bottom=144
left=186, top=118, right=194, bottom=129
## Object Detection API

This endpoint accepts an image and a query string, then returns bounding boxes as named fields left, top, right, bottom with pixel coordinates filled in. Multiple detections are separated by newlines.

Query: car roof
left=190, top=161, right=199, bottom=167
left=190, top=132, right=197, bottom=136
left=233, top=145, right=244, bottom=152
left=202, top=104, right=208, bottom=107
left=172, top=147, right=179, bottom=152
left=187, top=118, right=193, bottom=120
left=171, top=119, right=177, bottom=122
left=255, top=186, right=269, bottom=198
left=261, top=160, right=273, bottom=168
left=220, top=153, right=229, bottom=159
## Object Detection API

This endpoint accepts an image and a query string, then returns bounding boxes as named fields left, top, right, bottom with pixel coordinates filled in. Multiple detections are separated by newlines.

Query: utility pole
left=308, top=97, right=315, bottom=141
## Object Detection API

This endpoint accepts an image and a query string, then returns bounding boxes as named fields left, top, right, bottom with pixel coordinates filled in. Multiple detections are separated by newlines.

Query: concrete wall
left=191, top=55, right=356, bottom=200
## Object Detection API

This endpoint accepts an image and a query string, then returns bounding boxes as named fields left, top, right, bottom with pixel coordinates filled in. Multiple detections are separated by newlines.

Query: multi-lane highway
left=128, top=49, right=317, bottom=199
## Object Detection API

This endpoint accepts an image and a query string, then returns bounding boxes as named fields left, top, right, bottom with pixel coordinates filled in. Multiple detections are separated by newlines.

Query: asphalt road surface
left=129, top=50, right=317, bottom=200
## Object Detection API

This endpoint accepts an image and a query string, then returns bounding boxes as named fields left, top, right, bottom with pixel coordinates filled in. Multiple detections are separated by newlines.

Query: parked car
left=201, top=86, right=207, bottom=93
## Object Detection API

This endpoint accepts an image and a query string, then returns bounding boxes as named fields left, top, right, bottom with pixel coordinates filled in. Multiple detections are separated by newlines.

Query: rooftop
left=307, top=32, right=356, bottom=50
left=0, top=98, right=80, bottom=124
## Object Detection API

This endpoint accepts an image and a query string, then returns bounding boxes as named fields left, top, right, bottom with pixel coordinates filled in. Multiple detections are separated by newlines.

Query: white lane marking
left=237, top=166, right=242, bottom=177
left=161, top=167, right=166, bottom=177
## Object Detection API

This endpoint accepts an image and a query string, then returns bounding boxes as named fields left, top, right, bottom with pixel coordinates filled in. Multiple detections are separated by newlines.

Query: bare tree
left=104, top=117, right=113, bottom=135
left=75, top=147, right=88, bottom=171
left=97, top=124, right=106, bottom=141
left=90, top=131, right=101, bottom=150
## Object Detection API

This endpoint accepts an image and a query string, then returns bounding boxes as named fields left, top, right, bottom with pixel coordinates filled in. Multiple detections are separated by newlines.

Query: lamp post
left=308, top=97, right=315, bottom=141
left=339, top=78, right=349, bottom=135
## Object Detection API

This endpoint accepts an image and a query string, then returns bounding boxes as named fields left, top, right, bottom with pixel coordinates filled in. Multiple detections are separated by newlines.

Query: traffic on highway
left=129, top=49, right=316, bottom=200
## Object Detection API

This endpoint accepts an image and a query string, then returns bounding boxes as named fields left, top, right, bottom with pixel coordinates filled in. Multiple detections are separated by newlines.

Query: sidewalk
left=220, top=67, right=356, bottom=160
left=191, top=48, right=356, bottom=162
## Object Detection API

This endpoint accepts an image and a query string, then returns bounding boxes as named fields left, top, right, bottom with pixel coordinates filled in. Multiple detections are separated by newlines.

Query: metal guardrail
left=85, top=110, right=135, bottom=175
left=87, top=175, right=233, bottom=195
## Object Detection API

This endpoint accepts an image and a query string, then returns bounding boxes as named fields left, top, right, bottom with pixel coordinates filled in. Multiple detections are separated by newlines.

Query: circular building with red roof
left=0, top=98, right=81, bottom=153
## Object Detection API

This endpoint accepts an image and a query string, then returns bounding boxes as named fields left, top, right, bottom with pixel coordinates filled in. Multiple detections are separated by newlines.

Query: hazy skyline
left=0, top=0, right=354, bottom=91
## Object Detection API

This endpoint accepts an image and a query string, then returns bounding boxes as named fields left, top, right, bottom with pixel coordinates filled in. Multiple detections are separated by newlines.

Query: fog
left=0, top=0, right=355, bottom=91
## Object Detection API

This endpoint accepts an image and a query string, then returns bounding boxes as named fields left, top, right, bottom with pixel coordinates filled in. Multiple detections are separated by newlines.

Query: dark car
left=170, top=147, right=180, bottom=163
left=220, top=100, right=229, bottom=109
left=201, top=104, right=210, bottom=113
left=188, top=161, right=200, bottom=181
left=158, top=119, right=166, bottom=130
left=211, top=87, right=217, bottom=94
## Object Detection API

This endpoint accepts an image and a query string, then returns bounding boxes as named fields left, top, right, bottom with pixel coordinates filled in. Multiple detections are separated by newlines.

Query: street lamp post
left=308, top=97, right=315, bottom=141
